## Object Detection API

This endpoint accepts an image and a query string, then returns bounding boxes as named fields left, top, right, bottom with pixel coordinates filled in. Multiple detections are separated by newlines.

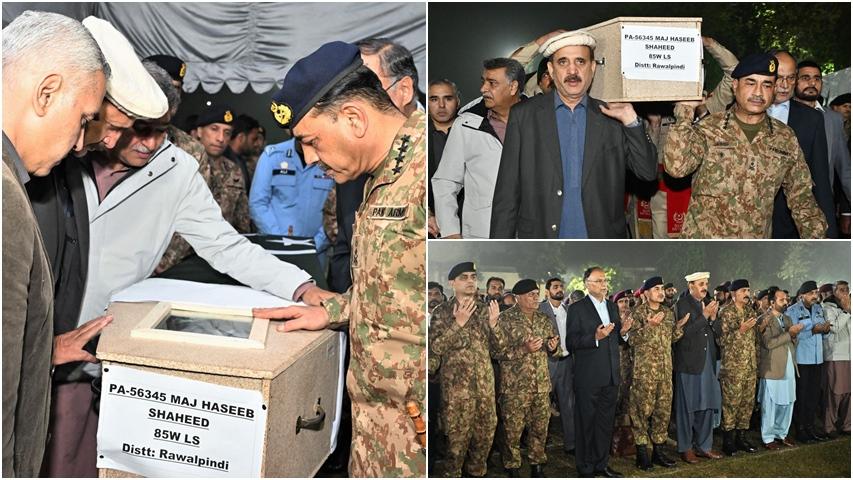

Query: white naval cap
left=540, top=30, right=597, bottom=58
left=82, top=16, right=168, bottom=119
left=684, top=272, right=711, bottom=282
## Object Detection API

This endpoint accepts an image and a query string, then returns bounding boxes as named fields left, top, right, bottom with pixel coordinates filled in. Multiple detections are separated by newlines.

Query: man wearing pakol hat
left=786, top=280, right=831, bottom=443
left=757, top=288, right=802, bottom=450
left=566, top=267, right=632, bottom=477
left=194, top=105, right=252, bottom=233
left=628, top=276, right=690, bottom=470
left=718, top=279, right=760, bottom=455
left=490, top=30, right=657, bottom=239
left=492, top=279, right=559, bottom=477
left=3, top=11, right=109, bottom=477
left=664, top=52, right=828, bottom=238
left=22, top=15, right=171, bottom=477
left=429, top=262, right=500, bottom=477
left=673, top=272, right=723, bottom=464
left=253, top=40, right=426, bottom=476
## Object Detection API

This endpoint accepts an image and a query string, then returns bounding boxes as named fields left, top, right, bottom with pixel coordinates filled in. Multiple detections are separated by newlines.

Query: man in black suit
left=768, top=51, right=838, bottom=238
left=566, top=267, right=632, bottom=477
left=490, top=30, right=657, bottom=239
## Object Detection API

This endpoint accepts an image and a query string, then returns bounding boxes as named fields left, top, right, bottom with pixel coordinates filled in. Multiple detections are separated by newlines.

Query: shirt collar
left=2, top=131, right=30, bottom=185
left=554, top=91, right=588, bottom=111
left=589, top=294, right=606, bottom=306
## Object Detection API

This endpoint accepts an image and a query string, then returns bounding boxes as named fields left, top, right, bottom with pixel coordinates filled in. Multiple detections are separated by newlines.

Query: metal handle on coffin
left=296, top=397, right=326, bottom=434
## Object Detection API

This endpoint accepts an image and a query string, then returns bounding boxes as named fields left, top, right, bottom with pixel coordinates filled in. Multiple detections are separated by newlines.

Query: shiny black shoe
left=811, top=429, right=829, bottom=442
left=635, top=445, right=653, bottom=471
left=530, top=464, right=545, bottom=477
left=652, top=444, right=677, bottom=467
left=736, top=430, right=757, bottom=453
left=594, top=466, right=623, bottom=478
left=506, top=467, right=521, bottom=478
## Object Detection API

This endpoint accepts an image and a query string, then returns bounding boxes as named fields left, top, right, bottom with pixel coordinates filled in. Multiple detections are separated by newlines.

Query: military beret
left=196, top=106, right=234, bottom=128
left=663, top=282, right=674, bottom=290
left=447, top=262, right=476, bottom=280
left=732, top=52, right=778, bottom=79
left=145, top=54, right=187, bottom=82
left=830, top=93, right=850, bottom=106
left=756, top=289, right=768, bottom=300
left=643, top=276, right=664, bottom=291
left=729, top=279, right=750, bottom=292
left=512, top=279, right=539, bottom=295
left=819, top=283, right=834, bottom=294
left=715, top=281, right=731, bottom=292
left=427, top=281, right=444, bottom=293
left=685, top=272, right=710, bottom=282
left=82, top=17, right=167, bottom=120
left=613, top=290, right=630, bottom=302
left=270, top=41, right=363, bottom=129
left=798, top=280, right=818, bottom=295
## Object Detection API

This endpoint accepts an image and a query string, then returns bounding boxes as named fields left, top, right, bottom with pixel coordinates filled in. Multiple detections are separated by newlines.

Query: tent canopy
left=2, top=2, right=426, bottom=94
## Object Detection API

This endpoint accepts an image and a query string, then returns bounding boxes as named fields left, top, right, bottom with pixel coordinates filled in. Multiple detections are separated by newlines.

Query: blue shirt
left=249, top=139, right=333, bottom=253
left=767, top=100, right=791, bottom=125
left=555, top=93, right=588, bottom=238
left=786, top=300, right=826, bottom=364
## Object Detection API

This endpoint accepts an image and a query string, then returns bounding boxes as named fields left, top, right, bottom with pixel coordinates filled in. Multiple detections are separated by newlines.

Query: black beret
left=756, top=289, right=768, bottom=300
left=196, top=106, right=234, bottom=127
left=448, top=262, right=476, bottom=280
left=643, top=276, right=664, bottom=291
left=732, top=52, right=778, bottom=79
left=427, top=281, right=444, bottom=292
left=512, top=279, right=539, bottom=295
left=729, top=279, right=750, bottom=292
left=663, top=282, right=674, bottom=290
left=715, top=281, right=731, bottom=292
left=145, top=54, right=186, bottom=82
left=798, top=280, right=818, bottom=295
left=270, top=41, right=362, bottom=129
left=830, top=93, right=850, bottom=106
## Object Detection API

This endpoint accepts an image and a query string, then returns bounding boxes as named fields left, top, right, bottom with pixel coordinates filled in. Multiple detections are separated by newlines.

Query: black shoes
left=722, top=429, right=738, bottom=456
left=635, top=445, right=653, bottom=471
left=506, top=467, right=520, bottom=477
left=530, top=464, right=544, bottom=477
left=736, top=429, right=757, bottom=453
left=652, top=443, right=677, bottom=467
left=594, top=466, right=624, bottom=478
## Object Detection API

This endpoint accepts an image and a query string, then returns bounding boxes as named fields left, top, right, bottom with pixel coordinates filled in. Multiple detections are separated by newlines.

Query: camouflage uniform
left=208, top=154, right=251, bottom=234
left=663, top=104, right=828, bottom=238
left=321, top=111, right=426, bottom=477
left=429, top=297, right=498, bottom=477
left=628, top=303, right=684, bottom=445
left=492, top=304, right=559, bottom=469
left=322, top=185, right=338, bottom=246
left=155, top=126, right=211, bottom=273
left=718, top=303, right=758, bottom=430
left=615, top=339, right=633, bottom=427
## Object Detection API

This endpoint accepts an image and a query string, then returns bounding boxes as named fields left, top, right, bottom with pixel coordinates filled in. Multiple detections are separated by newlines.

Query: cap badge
left=179, top=63, right=187, bottom=78
left=271, top=101, right=293, bottom=127
left=224, top=110, right=233, bottom=123
left=768, top=61, right=776, bottom=73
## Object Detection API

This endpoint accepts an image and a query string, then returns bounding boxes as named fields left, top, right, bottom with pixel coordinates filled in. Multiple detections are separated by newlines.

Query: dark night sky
left=428, top=241, right=852, bottom=295
left=428, top=2, right=851, bottom=104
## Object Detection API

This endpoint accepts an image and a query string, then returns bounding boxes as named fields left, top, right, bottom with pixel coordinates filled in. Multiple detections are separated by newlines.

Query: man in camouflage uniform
left=254, top=41, right=425, bottom=477
left=664, top=52, right=828, bottom=238
left=195, top=105, right=252, bottom=233
left=612, top=291, right=634, bottom=435
left=429, top=262, right=500, bottom=477
left=492, top=279, right=559, bottom=477
left=718, top=279, right=760, bottom=455
left=628, top=276, right=689, bottom=470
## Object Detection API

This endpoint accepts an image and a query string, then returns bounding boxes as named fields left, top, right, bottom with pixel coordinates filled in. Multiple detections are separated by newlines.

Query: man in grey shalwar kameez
left=673, top=272, right=724, bottom=463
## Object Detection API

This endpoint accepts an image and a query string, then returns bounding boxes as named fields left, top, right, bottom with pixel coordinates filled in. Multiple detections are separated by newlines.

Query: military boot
left=736, top=430, right=757, bottom=453
left=635, top=445, right=653, bottom=471
left=530, top=464, right=544, bottom=477
left=506, top=467, right=521, bottom=478
left=652, top=444, right=676, bottom=467
left=722, top=430, right=737, bottom=456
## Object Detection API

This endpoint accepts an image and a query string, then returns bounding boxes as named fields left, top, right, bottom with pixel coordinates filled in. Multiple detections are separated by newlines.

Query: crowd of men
left=427, top=28, right=851, bottom=239
left=3, top=10, right=426, bottom=478
left=428, top=263, right=850, bottom=477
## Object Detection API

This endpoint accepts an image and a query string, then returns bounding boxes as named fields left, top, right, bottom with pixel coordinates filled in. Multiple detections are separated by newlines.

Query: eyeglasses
left=587, top=279, right=608, bottom=284
left=384, top=76, right=404, bottom=92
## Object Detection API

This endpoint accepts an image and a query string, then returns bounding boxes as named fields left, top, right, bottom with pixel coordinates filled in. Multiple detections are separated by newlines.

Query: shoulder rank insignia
left=271, top=101, right=293, bottom=127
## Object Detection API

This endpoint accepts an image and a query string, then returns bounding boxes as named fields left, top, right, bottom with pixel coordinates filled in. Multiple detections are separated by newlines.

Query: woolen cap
left=82, top=16, right=168, bottom=119
left=540, top=30, right=597, bottom=57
